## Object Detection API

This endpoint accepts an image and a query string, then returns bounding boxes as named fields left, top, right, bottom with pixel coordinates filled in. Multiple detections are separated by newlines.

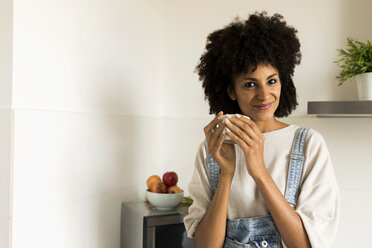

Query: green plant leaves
left=334, top=37, right=372, bottom=85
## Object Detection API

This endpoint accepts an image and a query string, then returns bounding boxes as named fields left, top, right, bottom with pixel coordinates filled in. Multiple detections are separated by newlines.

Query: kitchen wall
left=0, top=110, right=12, bottom=248
left=0, top=0, right=12, bottom=108
left=0, top=0, right=13, bottom=247
left=2, top=0, right=371, bottom=247
left=9, top=0, right=166, bottom=247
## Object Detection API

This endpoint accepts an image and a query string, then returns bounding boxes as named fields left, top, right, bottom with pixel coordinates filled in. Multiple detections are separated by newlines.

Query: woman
left=184, top=12, right=339, bottom=248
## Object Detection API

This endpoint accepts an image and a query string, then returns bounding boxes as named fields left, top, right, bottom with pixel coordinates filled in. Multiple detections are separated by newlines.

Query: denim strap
left=284, top=127, right=310, bottom=206
left=205, top=142, right=220, bottom=194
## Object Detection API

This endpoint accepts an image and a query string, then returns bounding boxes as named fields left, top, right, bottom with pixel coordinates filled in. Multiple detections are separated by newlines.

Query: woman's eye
left=268, top=79, right=277, bottom=85
left=244, top=82, right=255, bottom=88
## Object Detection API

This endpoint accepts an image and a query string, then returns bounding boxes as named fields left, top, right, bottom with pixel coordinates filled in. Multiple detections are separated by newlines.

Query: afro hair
left=195, top=11, right=302, bottom=117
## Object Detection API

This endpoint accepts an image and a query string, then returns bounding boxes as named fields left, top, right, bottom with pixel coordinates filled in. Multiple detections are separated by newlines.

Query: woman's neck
left=254, top=119, right=289, bottom=133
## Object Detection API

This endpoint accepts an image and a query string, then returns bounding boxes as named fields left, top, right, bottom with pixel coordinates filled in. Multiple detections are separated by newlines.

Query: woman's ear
left=227, top=86, right=237, bottom=101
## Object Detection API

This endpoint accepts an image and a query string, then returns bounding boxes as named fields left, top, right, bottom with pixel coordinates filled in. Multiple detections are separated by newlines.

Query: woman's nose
left=257, top=86, right=270, bottom=100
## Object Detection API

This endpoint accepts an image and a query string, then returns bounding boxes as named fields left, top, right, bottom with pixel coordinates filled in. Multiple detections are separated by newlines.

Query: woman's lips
left=254, top=102, right=273, bottom=110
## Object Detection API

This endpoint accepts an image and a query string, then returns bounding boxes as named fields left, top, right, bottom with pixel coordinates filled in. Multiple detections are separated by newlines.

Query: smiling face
left=228, top=64, right=282, bottom=128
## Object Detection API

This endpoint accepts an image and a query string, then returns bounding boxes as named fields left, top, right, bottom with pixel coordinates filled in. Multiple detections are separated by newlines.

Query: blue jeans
left=224, top=216, right=282, bottom=248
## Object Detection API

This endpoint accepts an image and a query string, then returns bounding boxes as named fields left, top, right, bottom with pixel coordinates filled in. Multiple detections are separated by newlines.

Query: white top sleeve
left=295, top=130, right=340, bottom=248
left=183, top=140, right=212, bottom=238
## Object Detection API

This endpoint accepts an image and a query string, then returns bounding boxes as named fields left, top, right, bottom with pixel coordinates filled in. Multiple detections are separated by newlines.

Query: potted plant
left=334, top=37, right=372, bottom=100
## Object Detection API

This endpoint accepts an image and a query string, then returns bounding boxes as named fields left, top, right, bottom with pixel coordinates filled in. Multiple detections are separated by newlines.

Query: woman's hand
left=204, top=111, right=236, bottom=179
left=223, top=114, right=266, bottom=179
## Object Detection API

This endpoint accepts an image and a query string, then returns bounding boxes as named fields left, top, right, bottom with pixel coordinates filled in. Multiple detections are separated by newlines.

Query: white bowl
left=146, top=190, right=184, bottom=210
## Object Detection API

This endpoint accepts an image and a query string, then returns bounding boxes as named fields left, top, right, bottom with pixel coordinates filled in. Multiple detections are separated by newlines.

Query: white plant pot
left=356, top=72, right=372, bottom=100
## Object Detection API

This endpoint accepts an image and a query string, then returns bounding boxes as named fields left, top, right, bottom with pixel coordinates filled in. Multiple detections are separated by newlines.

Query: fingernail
left=226, top=127, right=231, bottom=132
left=225, top=118, right=231, bottom=124
left=226, top=114, right=231, bottom=118
left=244, top=115, right=250, bottom=120
left=235, top=114, right=241, bottom=118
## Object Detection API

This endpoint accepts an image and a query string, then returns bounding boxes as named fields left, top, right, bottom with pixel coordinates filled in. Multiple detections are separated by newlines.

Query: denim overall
left=206, top=127, right=310, bottom=248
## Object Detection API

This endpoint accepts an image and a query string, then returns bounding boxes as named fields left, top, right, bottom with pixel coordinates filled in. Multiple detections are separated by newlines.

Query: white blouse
left=184, top=124, right=340, bottom=248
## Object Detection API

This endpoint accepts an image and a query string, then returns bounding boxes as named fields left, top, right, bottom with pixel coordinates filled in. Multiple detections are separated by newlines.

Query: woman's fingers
left=225, top=127, right=249, bottom=150
left=224, top=116, right=253, bottom=146
left=225, top=115, right=260, bottom=145
left=212, top=128, right=226, bottom=157
left=236, top=114, right=262, bottom=135
left=209, top=120, right=226, bottom=152
left=204, top=111, right=224, bottom=144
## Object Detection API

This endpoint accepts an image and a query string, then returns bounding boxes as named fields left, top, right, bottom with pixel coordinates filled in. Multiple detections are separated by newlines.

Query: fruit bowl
left=146, top=190, right=184, bottom=210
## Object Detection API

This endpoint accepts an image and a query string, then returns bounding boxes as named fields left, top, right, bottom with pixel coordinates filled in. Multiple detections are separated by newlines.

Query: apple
left=167, top=185, right=183, bottom=194
left=146, top=175, right=161, bottom=189
left=162, top=171, right=178, bottom=187
left=150, top=181, right=167, bottom=193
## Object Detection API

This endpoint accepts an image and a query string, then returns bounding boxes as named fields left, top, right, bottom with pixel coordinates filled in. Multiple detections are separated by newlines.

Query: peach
left=150, top=181, right=167, bottom=193
left=167, top=185, right=182, bottom=194
left=146, top=175, right=161, bottom=189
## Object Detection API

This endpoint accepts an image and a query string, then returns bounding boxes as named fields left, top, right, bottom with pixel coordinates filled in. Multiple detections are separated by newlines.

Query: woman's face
left=228, top=64, right=281, bottom=123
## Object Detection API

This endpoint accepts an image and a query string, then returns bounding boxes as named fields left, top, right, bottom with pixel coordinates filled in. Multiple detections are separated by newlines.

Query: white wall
left=12, top=0, right=165, bottom=115
left=0, top=109, right=12, bottom=248
left=163, top=0, right=372, bottom=247
left=11, top=0, right=166, bottom=247
left=0, top=0, right=12, bottom=108
left=0, top=0, right=13, bottom=247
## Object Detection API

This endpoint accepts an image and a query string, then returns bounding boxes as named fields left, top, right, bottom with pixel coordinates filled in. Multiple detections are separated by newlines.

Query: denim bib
left=206, top=127, right=310, bottom=248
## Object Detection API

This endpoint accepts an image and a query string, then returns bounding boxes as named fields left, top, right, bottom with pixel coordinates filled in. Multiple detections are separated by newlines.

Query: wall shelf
left=307, top=101, right=372, bottom=117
